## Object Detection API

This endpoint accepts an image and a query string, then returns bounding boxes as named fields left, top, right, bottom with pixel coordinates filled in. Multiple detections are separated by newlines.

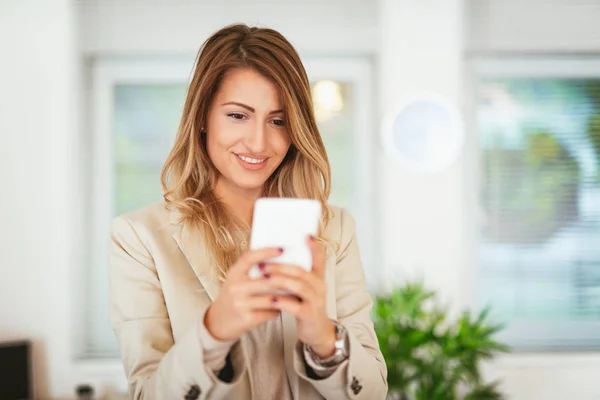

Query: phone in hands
left=248, top=198, right=321, bottom=285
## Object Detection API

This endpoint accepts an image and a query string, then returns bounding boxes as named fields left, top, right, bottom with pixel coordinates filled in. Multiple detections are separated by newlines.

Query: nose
left=244, top=121, right=267, bottom=154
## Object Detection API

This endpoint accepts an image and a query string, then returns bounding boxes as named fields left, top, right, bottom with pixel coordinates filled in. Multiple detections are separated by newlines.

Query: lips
left=234, top=153, right=269, bottom=171
left=236, top=154, right=267, bottom=164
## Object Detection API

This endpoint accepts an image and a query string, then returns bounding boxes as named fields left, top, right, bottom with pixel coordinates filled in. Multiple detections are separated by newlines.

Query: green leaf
left=464, top=381, right=505, bottom=400
left=374, top=280, right=509, bottom=400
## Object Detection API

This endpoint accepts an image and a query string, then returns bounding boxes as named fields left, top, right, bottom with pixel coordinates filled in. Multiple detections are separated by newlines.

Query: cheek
left=206, top=118, right=238, bottom=154
left=273, top=131, right=292, bottom=156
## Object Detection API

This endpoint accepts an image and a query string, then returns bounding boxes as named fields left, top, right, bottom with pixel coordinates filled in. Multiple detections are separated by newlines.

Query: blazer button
left=350, top=376, right=363, bottom=395
left=184, top=384, right=201, bottom=400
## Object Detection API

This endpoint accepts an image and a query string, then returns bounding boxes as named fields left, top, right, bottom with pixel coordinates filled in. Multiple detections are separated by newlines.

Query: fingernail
left=272, top=297, right=278, bottom=303
left=264, top=273, right=271, bottom=279
left=278, top=247, right=284, bottom=254
left=258, top=262, right=266, bottom=270
left=309, top=234, right=315, bottom=241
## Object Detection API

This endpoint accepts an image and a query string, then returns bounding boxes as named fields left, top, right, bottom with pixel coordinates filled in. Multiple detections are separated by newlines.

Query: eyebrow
left=221, top=101, right=283, bottom=115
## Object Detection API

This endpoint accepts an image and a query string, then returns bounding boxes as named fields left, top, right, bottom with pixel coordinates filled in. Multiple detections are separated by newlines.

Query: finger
left=229, top=247, right=283, bottom=277
left=267, top=274, right=317, bottom=301
left=263, top=263, right=324, bottom=294
left=234, top=278, right=280, bottom=296
left=240, top=294, right=279, bottom=311
left=307, top=235, right=326, bottom=279
left=272, top=295, right=304, bottom=317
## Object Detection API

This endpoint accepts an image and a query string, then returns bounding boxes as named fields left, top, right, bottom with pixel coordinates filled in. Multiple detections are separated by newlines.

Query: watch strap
left=304, top=320, right=349, bottom=368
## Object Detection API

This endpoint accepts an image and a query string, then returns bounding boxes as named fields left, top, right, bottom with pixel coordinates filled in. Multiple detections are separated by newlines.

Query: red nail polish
left=259, top=263, right=266, bottom=270
left=309, top=234, right=315, bottom=241
left=278, top=247, right=284, bottom=254
left=264, top=273, right=271, bottom=279
left=272, top=297, right=278, bottom=303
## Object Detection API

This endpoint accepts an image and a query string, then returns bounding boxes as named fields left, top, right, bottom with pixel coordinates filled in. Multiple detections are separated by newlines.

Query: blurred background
left=2, top=0, right=600, bottom=399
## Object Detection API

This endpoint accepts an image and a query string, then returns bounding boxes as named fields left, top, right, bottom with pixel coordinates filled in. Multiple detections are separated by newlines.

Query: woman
left=109, top=23, right=387, bottom=400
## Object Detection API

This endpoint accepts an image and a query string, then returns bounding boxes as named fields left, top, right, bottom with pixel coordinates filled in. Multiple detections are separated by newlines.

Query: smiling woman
left=108, top=23, right=387, bottom=400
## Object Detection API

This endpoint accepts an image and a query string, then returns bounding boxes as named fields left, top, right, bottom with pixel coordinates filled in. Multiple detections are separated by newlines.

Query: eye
left=227, top=113, right=247, bottom=121
left=271, top=118, right=285, bottom=127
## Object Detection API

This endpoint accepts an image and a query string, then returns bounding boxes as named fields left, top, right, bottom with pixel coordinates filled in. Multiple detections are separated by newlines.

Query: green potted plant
left=373, top=281, right=509, bottom=400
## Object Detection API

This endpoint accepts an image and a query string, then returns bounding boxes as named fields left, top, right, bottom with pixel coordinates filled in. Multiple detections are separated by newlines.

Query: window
left=86, top=57, right=375, bottom=358
left=473, top=58, right=600, bottom=350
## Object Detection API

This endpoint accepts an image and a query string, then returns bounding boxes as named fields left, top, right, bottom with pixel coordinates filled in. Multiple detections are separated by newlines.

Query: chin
left=232, top=176, right=268, bottom=191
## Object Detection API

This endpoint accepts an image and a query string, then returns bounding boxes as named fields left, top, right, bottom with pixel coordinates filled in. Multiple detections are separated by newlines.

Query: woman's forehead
left=215, top=68, right=283, bottom=110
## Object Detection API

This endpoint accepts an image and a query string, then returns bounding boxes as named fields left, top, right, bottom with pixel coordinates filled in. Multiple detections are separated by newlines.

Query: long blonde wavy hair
left=161, top=24, right=333, bottom=281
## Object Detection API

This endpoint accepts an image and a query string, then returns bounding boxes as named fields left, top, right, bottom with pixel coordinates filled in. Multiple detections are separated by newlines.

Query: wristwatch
left=305, top=320, right=349, bottom=368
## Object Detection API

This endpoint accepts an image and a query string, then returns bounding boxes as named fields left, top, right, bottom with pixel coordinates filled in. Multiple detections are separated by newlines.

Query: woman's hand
left=264, top=236, right=337, bottom=358
left=204, top=247, right=283, bottom=342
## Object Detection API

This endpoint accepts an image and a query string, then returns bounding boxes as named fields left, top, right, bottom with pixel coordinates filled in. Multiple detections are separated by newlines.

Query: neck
left=213, top=178, right=262, bottom=225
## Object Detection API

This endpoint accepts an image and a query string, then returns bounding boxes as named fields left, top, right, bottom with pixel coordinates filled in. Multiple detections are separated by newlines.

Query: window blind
left=477, top=78, right=600, bottom=350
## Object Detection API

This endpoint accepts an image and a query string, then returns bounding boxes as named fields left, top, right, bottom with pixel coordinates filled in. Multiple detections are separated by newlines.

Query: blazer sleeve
left=108, top=215, right=247, bottom=400
left=293, top=208, right=388, bottom=399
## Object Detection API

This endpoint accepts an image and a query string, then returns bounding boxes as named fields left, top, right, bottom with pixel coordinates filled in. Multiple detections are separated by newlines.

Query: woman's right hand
left=204, top=247, right=283, bottom=342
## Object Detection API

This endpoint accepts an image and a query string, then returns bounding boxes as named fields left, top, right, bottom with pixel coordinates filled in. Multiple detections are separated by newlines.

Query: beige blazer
left=109, top=202, right=387, bottom=400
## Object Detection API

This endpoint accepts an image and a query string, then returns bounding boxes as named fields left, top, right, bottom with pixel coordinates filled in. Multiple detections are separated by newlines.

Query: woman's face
left=206, top=67, right=292, bottom=194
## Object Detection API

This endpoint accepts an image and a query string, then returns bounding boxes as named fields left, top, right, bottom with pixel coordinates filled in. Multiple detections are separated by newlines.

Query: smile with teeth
left=237, top=154, right=267, bottom=164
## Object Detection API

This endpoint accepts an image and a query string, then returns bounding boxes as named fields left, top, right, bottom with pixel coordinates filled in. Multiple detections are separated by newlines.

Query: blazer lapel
left=170, top=210, right=220, bottom=302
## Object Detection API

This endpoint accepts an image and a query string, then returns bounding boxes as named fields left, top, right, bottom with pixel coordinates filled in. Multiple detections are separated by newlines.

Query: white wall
left=378, top=0, right=467, bottom=305
left=0, top=0, right=78, bottom=398
left=467, top=0, right=600, bottom=53
left=77, top=0, right=378, bottom=56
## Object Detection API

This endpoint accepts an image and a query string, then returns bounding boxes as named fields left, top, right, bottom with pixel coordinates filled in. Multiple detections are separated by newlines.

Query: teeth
left=238, top=154, right=266, bottom=164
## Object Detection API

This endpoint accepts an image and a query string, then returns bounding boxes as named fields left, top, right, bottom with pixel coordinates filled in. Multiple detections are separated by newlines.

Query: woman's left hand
left=264, top=235, right=337, bottom=358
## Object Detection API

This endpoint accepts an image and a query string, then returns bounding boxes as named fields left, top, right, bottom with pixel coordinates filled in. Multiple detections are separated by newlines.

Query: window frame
left=302, top=57, right=379, bottom=293
left=466, top=55, right=600, bottom=352
left=85, top=57, right=195, bottom=360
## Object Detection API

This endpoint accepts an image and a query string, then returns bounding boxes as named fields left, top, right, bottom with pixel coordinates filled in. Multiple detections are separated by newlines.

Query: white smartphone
left=248, top=197, right=321, bottom=281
